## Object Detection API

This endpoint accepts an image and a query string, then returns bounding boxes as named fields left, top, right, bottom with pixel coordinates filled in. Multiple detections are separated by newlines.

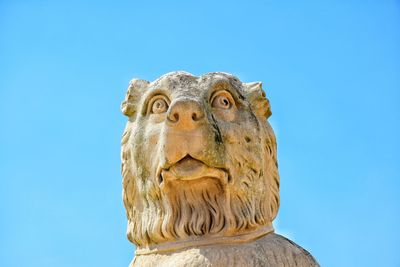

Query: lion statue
left=120, top=72, right=319, bottom=267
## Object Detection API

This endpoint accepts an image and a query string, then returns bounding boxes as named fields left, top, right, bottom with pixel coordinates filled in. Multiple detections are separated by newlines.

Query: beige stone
left=120, top=72, right=319, bottom=266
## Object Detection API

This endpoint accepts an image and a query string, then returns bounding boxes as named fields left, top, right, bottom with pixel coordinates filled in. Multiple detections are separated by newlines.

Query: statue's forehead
left=148, top=72, right=243, bottom=95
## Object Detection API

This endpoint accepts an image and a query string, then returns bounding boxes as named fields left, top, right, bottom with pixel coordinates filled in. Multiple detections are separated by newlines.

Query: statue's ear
left=243, top=82, right=272, bottom=119
left=121, top=79, right=150, bottom=117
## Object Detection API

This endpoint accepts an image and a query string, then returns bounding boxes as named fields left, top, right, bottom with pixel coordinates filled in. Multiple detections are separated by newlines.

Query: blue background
left=1, top=1, right=399, bottom=266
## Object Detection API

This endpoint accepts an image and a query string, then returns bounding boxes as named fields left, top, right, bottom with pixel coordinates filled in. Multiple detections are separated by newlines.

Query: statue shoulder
left=257, top=233, right=319, bottom=267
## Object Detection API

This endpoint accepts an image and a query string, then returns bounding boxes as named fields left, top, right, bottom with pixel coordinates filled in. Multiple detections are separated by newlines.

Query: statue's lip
left=158, top=155, right=229, bottom=183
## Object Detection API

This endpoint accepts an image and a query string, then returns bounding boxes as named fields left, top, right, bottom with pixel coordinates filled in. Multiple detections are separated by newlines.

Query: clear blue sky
left=1, top=1, right=399, bottom=266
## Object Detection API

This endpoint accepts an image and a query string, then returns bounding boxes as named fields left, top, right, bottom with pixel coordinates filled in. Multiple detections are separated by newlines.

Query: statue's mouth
left=158, top=155, right=229, bottom=184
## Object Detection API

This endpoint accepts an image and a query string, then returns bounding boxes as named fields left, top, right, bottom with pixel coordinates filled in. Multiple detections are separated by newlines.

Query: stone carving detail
left=121, top=72, right=319, bottom=266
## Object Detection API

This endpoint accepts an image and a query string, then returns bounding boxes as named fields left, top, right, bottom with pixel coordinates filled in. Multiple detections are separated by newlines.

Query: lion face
left=121, top=72, right=279, bottom=247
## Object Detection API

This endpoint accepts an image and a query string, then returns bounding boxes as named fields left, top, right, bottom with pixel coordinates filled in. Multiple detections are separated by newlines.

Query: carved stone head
left=121, top=72, right=279, bottom=249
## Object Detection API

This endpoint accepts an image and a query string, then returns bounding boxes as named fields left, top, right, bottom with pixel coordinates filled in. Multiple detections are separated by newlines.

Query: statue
left=120, top=72, right=319, bottom=266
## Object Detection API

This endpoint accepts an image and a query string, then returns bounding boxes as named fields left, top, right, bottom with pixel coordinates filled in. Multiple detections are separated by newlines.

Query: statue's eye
left=150, top=96, right=169, bottom=114
left=211, top=91, right=234, bottom=109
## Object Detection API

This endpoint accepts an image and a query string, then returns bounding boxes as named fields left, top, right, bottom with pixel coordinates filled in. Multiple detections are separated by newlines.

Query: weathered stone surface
left=120, top=72, right=319, bottom=266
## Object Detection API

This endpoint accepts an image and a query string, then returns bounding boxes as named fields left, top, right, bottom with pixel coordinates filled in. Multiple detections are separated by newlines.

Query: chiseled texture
left=120, top=72, right=319, bottom=267
left=131, top=234, right=318, bottom=267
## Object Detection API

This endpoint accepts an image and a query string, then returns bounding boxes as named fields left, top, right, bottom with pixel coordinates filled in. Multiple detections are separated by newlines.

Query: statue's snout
left=167, top=98, right=205, bottom=131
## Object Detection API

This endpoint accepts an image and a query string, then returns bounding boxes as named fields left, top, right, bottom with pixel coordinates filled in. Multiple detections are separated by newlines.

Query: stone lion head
left=121, top=72, right=279, bottom=248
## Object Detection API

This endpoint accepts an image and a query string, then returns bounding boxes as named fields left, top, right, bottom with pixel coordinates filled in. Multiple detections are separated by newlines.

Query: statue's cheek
left=144, top=126, right=163, bottom=150
left=212, top=109, right=237, bottom=122
left=141, top=122, right=165, bottom=173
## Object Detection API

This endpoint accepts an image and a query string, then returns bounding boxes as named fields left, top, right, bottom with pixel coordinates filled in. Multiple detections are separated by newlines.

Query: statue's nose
left=167, top=99, right=205, bottom=131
